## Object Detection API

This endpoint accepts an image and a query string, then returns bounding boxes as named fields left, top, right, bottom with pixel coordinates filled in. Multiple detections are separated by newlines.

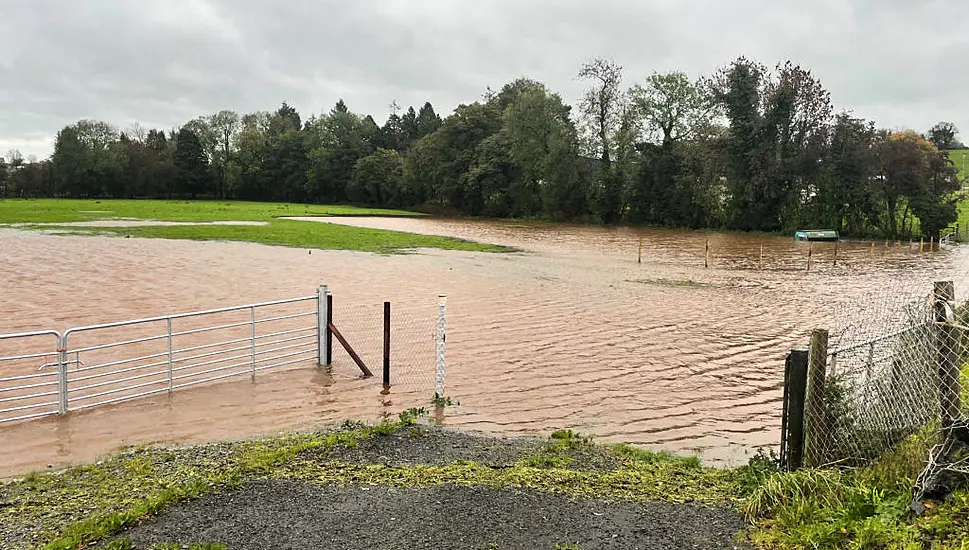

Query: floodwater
left=1, top=219, right=966, bottom=476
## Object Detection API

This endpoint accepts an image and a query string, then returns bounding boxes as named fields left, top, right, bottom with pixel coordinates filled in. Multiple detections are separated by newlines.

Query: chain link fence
left=328, top=300, right=441, bottom=393
left=780, top=256, right=969, bottom=500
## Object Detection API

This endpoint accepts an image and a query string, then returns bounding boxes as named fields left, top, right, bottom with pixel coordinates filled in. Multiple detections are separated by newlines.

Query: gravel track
left=119, top=479, right=749, bottom=549
left=322, top=426, right=622, bottom=471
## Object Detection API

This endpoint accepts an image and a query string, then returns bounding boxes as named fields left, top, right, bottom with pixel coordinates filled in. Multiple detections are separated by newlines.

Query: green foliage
left=101, top=538, right=133, bottom=550
left=8, top=63, right=965, bottom=238
left=348, top=148, right=405, bottom=206
left=431, top=394, right=458, bottom=408
left=272, top=456, right=740, bottom=505
left=611, top=443, right=702, bottom=469
left=174, top=127, right=210, bottom=199
left=929, top=122, right=961, bottom=151
left=741, top=431, right=969, bottom=549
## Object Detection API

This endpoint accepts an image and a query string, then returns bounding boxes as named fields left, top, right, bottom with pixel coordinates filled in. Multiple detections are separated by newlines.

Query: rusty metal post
left=383, top=301, right=391, bottom=387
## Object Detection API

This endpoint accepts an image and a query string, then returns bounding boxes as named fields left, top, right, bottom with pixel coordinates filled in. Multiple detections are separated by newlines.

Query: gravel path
left=322, top=426, right=622, bottom=471
left=324, top=426, right=546, bottom=466
left=119, top=479, right=749, bottom=550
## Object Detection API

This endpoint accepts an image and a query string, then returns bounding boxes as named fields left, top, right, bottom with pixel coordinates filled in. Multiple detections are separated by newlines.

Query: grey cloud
left=2, top=0, right=968, bottom=158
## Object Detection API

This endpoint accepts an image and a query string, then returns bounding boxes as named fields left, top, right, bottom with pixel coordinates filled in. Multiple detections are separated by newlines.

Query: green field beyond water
left=0, top=199, right=510, bottom=254
left=948, top=151, right=969, bottom=233
left=949, top=149, right=969, bottom=179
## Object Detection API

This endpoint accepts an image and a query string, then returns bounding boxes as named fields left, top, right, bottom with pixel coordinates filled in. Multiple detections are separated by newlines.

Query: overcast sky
left=2, top=0, right=967, bottom=159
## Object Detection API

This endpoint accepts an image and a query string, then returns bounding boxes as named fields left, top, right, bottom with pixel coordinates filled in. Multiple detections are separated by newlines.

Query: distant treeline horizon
left=0, top=57, right=964, bottom=238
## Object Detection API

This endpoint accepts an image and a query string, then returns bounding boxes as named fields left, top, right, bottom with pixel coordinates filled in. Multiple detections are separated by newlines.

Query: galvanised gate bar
left=0, top=285, right=450, bottom=425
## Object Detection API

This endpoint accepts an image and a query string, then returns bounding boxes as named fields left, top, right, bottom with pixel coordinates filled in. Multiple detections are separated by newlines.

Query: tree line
left=1, top=57, right=963, bottom=238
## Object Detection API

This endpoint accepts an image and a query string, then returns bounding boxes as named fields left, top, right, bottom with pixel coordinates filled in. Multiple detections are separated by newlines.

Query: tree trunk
left=886, top=196, right=898, bottom=238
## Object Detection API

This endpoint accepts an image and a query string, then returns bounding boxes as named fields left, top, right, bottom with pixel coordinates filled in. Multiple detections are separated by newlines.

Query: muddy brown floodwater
left=1, top=220, right=966, bottom=476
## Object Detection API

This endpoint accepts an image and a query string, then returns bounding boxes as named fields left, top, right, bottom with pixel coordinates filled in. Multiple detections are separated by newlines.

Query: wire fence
left=781, top=246, right=969, bottom=500
left=328, top=300, right=440, bottom=392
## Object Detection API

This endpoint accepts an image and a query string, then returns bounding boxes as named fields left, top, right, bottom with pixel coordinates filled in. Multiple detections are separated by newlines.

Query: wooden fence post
left=638, top=237, right=643, bottom=264
left=781, top=348, right=809, bottom=470
left=705, top=239, right=710, bottom=268
left=759, top=244, right=764, bottom=270
left=935, top=281, right=960, bottom=431
left=804, top=329, right=830, bottom=468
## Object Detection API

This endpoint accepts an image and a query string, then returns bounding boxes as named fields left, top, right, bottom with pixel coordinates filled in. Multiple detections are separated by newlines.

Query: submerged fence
left=0, top=286, right=446, bottom=424
left=781, top=280, right=967, bottom=472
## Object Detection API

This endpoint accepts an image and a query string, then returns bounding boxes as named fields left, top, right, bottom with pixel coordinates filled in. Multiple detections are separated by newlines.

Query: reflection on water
left=0, top=220, right=965, bottom=475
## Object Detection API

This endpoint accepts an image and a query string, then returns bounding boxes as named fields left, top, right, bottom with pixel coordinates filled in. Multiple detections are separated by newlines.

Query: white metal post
left=167, top=318, right=174, bottom=393
left=57, top=335, right=68, bottom=414
left=317, top=285, right=328, bottom=366
left=250, top=306, right=257, bottom=379
left=435, top=294, right=447, bottom=398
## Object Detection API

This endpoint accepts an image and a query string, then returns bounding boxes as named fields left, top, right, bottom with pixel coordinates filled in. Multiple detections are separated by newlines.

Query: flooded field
left=1, top=219, right=965, bottom=476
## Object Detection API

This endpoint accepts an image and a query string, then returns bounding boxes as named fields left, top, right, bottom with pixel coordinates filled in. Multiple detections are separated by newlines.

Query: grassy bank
left=0, top=199, right=511, bottom=254
left=3, top=414, right=968, bottom=549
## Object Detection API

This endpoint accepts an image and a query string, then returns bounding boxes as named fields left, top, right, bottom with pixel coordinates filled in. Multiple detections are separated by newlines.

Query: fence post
left=249, top=306, right=256, bottom=379
left=781, top=348, right=809, bottom=470
left=56, top=334, right=68, bottom=415
left=317, top=285, right=328, bottom=366
left=167, top=318, right=174, bottom=393
left=935, top=281, right=960, bottom=431
left=435, top=294, right=447, bottom=398
left=326, top=293, right=333, bottom=366
left=383, top=301, right=391, bottom=387
left=804, top=329, right=829, bottom=468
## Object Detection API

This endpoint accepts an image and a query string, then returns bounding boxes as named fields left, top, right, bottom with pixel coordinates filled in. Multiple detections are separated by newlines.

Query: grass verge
left=0, top=199, right=513, bottom=254
left=4, top=417, right=969, bottom=549
left=1, top=416, right=740, bottom=550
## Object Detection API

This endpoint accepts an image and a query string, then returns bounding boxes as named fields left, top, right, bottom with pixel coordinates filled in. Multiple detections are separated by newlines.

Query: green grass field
left=0, top=199, right=510, bottom=254
left=948, top=151, right=969, bottom=235
left=949, top=149, right=969, bottom=180
left=0, top=199, right=420, bottom=224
